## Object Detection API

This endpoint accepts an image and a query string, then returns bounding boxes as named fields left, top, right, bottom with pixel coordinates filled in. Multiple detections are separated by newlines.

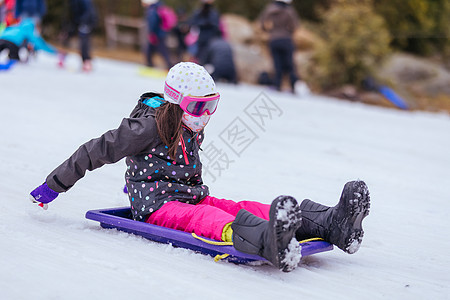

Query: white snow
left=347, top=238, right=361, bottom=255
left=1, top=53, right=450, bottom=299
left=282, top=237, right=302, bottom=272
left=275, top=197, right=297, bottom=228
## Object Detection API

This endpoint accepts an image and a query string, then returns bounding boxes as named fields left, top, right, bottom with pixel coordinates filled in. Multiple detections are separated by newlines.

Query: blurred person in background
left=203, top=31, right=237, bottom=84
left=0, top=17, right=56, bottom=62
left=0, top=0, right=4, bottom=27
left=15, top=0, right=45, bottom=29
left=172, top=7, right=189, bottom=62
left=59, top=0, right=97, bottom=72
left=2, top=0, right=18, bottom=27
left=259, top=0, right=299, bottom=93
left=189, top=0, right=221, bottom=64
left=142, top=0, right=176, bottom=69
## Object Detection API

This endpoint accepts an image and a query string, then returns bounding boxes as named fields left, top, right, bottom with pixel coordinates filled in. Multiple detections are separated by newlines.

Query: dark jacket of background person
left=143, top=0, right=172, bottom=68
left=61, top=0, right=97, bottom=63
left=189, top=2, right=221, bottom=64
left=67, top=0, right=96, bottom=30
left=204, top=36, right=237, bottom=83
left=259, top=0, right=299, bottom=41
left=15, top=0, right=45, bottom=19
left=146, top=0, right=166, bottom=43
left=172, top=8, right=189, bottom=61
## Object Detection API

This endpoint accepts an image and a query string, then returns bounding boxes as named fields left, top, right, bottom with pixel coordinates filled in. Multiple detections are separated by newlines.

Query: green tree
left=374, top=0, right=450, bottom=56
left=307, top=0, right=391, bottom=90
left=292, top=0, right=333, bottom=22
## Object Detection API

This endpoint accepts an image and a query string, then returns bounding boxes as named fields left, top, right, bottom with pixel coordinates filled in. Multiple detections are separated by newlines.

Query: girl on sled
left=30, top=62, right=370, bottom=272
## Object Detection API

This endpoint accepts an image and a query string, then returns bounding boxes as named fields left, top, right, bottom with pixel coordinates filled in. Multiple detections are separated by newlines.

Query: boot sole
left=338, top=181, right=371, bottom=254
left=271, top=196, right=302, bottom=272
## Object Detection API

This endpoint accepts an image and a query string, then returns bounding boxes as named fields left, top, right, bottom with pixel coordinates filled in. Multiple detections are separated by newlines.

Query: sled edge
left=86, top=207, right=333, bottom=264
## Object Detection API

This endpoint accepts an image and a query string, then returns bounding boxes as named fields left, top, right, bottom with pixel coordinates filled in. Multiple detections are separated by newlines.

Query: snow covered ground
left=1, top=53, right=449, bottom=300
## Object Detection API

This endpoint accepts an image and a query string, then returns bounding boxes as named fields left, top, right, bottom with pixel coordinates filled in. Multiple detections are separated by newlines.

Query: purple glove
left=30, top=182, right=59, bottom=210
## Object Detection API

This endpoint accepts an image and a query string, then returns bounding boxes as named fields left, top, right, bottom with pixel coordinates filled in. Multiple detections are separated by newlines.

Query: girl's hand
left=29, top=182, right=59, bottom=210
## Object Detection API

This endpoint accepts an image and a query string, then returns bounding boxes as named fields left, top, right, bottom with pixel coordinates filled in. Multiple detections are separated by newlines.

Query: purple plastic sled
left=86, top=207, right=333, bottom=264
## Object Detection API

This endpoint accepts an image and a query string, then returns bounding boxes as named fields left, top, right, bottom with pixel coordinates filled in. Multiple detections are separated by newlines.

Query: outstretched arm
left=46, top=117, right=158, bottom=193
left=30, top=116, right=159, bottom=207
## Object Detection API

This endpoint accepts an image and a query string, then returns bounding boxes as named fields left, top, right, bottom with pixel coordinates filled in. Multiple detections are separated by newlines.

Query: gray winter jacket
left=46, top=92, right=209, bottom=221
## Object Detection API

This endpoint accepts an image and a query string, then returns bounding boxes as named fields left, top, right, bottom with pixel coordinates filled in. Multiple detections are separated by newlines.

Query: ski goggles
left=165, top=82, right=220, bottom=117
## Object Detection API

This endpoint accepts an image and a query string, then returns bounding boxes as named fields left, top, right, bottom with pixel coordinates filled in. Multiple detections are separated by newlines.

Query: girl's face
left=182, top=111, right=211, bottom=133
left=179, top=93, right=219, bottom=132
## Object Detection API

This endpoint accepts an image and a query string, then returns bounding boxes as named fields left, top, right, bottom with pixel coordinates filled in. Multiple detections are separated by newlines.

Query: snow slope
left=1, top=54, right=449, bottom=300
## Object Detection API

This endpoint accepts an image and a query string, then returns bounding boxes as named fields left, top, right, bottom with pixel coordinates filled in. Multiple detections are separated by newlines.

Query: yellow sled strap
left=214, top=253, right=230, bottom=262
left=191, top=233, right=233, bottom=262
left=192, top=233, right=323, bottom=246
left=191, top=233, right=233, bottom=246
left=192, top=233, right=324, bottom=262
left=298, top=237, right=324, bottom=243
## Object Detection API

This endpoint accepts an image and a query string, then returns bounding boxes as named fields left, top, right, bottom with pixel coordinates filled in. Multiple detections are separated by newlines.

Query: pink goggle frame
left=164, top=82, right=220, bottom=117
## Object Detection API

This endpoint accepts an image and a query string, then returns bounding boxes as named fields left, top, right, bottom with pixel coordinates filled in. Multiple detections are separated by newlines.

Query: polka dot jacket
left=46, top=92, right=209, bottom=221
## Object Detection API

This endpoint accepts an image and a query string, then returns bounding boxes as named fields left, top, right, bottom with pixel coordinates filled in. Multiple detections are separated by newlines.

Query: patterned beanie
left=164, top=62, right=217, bottom=104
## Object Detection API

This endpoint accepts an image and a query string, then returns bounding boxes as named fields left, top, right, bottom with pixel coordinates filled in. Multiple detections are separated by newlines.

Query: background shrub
left=305, top=0, right=391, bottom=90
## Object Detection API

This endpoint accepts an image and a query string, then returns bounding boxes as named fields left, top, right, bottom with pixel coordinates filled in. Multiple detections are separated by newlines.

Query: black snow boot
left=295, top=180, right=370, bottom=254
left=231, top=195, right=302, bottom=272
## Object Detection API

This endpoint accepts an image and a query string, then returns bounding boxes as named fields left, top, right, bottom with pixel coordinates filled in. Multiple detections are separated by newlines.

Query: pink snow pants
left=146, top=195, right=270, bottom=241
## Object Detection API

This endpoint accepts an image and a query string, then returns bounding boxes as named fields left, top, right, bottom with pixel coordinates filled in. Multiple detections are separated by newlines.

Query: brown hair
left=155, top=102, right=184, bottom=160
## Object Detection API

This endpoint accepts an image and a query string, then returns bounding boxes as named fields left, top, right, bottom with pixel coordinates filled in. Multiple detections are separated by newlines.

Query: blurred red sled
left=86, top=207, right=334, bottom=264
